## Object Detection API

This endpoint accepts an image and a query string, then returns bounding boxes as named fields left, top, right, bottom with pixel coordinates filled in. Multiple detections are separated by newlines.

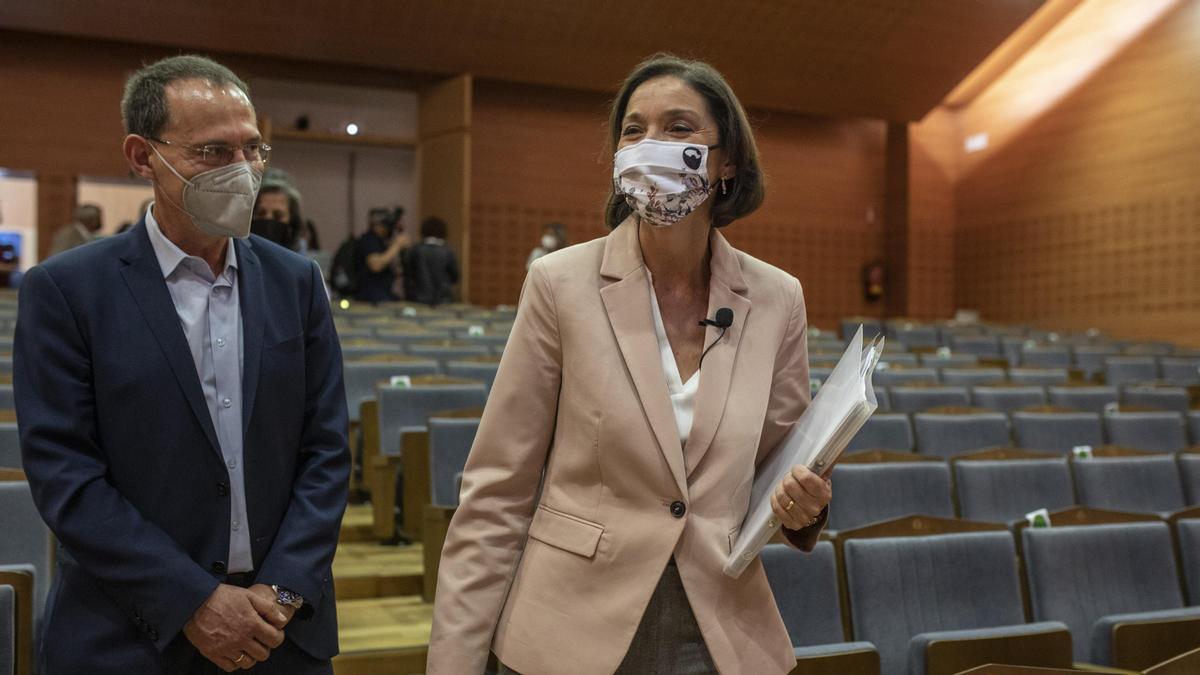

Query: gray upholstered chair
left=827, top=463, right=954, bottom=531
left=939, top=368, right=1006, bottom=387
left=339, top=342, right=405, bottom=360
left=0, top=481, right=53, bottom=624
left=0, top=423, right=18, bottom=469
left=1103, top=411, right=1188, bottom=453
left=1120, top=386, right=1190, bottom=414
left=1181, top=454, right=1200, bottom=505
left=842, top=318, right=883, bottom=342
left=1011, top=411, right=1104, bottom=455
left=918, top=354, right=978, bottom=369
left=845, top=414, right=914, bottom=453
left=343, top=358, right=440, bottom=422
left=1191, top=411, right=1200, bottom=446
left=1176, top=518, right=1200, bottom=605
left=0, top=582, right=13, bottom=674
left=874, top=368, right=939, bottom=388
left=1021, top=346, right=1072, bottom=369
left=0, top=386, right=12, bottom=411
left=876, top=353, right=919, bottom=367
left=428, top=416, right=481, bottom=508
left=1048, top=386, right=1118, bottom=414
left=844, top=531, right=1070, bottom=675
left=1159, top=357, right=1200, bottom=386
left=887, top=386, right=970, bottom=414
left=1023, top=522, right=1200, bottom=665
left=1008, top=368, right=1071, bottom=386
left=376, top=382, right=489, bottom=458
left=1072, top=345, right=1120, bottom=379
left=1071, top=455, right=1186, bottom=516
left=887, top=323, right=939, bottom=349
left=971, top=385, right=1046, bottom=412
left=913, top=412, right=1011, bottom=459
left=1104, top=356, right=1158, bottom=388
left=444, top=360, right=501, bottom=393
left=954, top=457, right=1075, bottom=523
left=950, top=335, right=1002, bottom=358
left=760, top=543, right=879, bottom=666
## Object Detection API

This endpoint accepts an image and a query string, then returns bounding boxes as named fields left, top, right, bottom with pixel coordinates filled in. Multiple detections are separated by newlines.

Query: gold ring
left=234, top=653, right=246, bottom=664
left=784, top=499, right=795, bottom=511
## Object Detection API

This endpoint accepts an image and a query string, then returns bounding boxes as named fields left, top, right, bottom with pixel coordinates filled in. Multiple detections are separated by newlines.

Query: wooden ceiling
left=0, top=0, right=1044, bottom=120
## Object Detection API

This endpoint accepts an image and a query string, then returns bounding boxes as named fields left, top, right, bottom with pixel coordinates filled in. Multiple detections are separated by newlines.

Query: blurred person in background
left=526, top=221, right=568, bottom=269
left=353, top=206, right=409, bottom=303
left=402, top=215, right=459, bottom=306
left=49, top=203, right=103, bottom=256
left=252, top=169, right=303, bottom=248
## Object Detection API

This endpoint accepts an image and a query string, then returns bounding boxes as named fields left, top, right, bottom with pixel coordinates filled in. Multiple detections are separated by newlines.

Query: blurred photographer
left=354, top=206, right=409, bottom=303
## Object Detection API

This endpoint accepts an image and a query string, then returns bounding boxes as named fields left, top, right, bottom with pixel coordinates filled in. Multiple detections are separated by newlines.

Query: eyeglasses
left=147, top=137, right=271, bottom=166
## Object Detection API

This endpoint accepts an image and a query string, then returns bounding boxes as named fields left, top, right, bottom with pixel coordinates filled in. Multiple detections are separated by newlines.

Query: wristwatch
left=271, top=584, right=304, bottom=610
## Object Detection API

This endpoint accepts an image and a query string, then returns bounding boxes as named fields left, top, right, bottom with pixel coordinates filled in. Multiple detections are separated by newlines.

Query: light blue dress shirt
left=145, top=207, right=253, bottom=573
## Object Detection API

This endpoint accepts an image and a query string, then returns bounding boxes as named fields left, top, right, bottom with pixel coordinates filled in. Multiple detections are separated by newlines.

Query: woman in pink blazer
left=428, top=54, right=832, bottom=674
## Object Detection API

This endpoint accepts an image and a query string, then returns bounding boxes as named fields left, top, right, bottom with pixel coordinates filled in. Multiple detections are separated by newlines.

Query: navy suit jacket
left=14, top=222, right=349, bottom=672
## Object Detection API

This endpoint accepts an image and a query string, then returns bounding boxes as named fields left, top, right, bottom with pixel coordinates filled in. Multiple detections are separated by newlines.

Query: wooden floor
left=334, top=542, right=425, bottom=599
left=340, top=503, right=377, bottom=543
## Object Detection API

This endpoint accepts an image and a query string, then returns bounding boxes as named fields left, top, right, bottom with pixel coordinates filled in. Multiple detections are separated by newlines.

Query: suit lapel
left=235, top=239, right=265, bottom=437
left=118, top=223, right=220, bottom=456
left=599, top=221, right=688, bottom=498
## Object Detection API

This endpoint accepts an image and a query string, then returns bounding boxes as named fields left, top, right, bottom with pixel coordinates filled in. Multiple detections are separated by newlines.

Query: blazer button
left=670, top=501, right=686, bottom=518
left=217, top=482, right=229, bottom=497
left=212, top=561, right=227, bottom=574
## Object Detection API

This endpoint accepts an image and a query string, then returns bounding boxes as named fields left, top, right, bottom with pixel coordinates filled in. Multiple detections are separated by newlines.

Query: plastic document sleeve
left=723, top=326, right=884, bottom=578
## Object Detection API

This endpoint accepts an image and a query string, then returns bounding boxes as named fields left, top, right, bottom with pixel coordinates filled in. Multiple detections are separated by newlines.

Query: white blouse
left=648, top=277, right=700, bottom=448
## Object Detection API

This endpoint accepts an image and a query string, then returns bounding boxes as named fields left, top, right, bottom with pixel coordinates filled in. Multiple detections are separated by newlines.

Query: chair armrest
left=1091, top=606, right=1200, bottom=670
left=790, top=641, right=879, bottom=675
left=0, top=567, right=34, bottom=675
left=911, top=621, right=1072, bottom=675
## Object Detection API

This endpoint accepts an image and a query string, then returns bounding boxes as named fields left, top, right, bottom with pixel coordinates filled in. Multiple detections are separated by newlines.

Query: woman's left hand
left=770, top=466, right=832, bottom=531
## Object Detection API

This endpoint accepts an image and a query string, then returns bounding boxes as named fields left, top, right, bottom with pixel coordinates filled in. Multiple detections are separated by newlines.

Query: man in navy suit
left=14, top=55, right=349, bottom=673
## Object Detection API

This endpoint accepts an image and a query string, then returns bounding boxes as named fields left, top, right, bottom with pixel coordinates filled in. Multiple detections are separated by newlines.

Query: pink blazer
left=427, top=218, right=823, bottom=674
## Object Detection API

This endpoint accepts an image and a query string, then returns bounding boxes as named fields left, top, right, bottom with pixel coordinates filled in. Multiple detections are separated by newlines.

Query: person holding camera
left=354, top=207, right=409, bottom=303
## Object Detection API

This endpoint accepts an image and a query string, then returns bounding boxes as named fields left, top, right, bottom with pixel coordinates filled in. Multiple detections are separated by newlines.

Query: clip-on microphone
left=698, top=307, right=734, bottom=369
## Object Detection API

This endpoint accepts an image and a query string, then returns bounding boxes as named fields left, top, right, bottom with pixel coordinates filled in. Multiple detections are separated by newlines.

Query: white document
left=723, top=326, right=884, bottom=578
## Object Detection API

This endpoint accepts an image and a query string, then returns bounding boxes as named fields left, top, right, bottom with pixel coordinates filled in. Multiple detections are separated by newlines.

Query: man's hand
left=183, top=584, right=285, bottom=671
left=248, top=584, right=296, bottom=629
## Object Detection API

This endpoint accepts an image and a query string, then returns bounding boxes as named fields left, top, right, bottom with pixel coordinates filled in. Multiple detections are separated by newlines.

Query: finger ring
left=784, top=499, right=795, bottom=511
left=234, top=653, right=246, bottom=664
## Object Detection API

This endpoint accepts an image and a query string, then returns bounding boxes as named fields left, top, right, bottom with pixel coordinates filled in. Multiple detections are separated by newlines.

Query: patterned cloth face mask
left=613, top=139, right=716, bottom=227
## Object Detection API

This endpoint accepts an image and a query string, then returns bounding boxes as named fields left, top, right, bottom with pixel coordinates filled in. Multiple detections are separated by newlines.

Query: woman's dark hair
left=605, top=53, right=764, bottom=229
left=420, top=216, right=448, bottom=240
left=544, top=222, right=568, bottom=248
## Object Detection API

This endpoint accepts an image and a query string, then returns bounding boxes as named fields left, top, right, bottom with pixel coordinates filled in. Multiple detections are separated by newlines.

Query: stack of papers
left=724, top=326, right=884, bottom=577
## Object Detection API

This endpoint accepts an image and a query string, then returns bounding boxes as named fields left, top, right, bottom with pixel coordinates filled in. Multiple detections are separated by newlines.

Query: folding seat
left=887, top=386, right=970, bottom=414
left=376, top=380, right=489, bottom=459
left=1103, top=411, right=1188, bottom=453
left=939, top=368, right=1006, bottom=387
left=954, top=456, right=1075, bottom=523
left=428, top=416, right=482, bottom=507
left=1071, top=455, right=1186, bottom=516
left=874, top=367, right=939, bottom=388
left=761, top=543, right=879, bottom=670
left=1011, top=411, right=1104, bottom=455
left=1120, top=385, right=1190, bottom=413
left=971, top=385, right=1046, bottom=413
left=1047, top=385, right=1118, bottom=414
left=0, top=422, right=17, bottom=469
left=1175, top=452, right=1200, bottom=505
left=913, top=411, right=1011, bottom=459
left=1008, top=368, right=1070, bottom=386
left=407, top=341, right=491, bottom=370
left=444, top=359, right=502, bottom=393
left=950, top=335, right=1002, bottom=359
left=1072, top=345, right=1120, bottom=378
left=845, top=413, right=914, bottom=453
left=827, top=462, right=954, bottom=531
left=1023, top=522, right=1200, bottom=667
left=343, top=356, right=440, bottom=423
left=1159, top=357, right=1200, bottom=385
left=886, top=322, right=939, bottom=349
left=1176, top=518, right=1200, bottom=605
left=844, top=530, right=1071, bottom=675
left=0, top=479, right=52, bottom=624
left=1021, top=346, right=1072, bottom=369
left=919, top=353, right=978, bottom=369
left=1104, top=356, right=1157, bottom=388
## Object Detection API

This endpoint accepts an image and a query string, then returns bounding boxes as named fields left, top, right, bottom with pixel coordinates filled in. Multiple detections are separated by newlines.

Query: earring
left=721, top=178, right=727, bottom=195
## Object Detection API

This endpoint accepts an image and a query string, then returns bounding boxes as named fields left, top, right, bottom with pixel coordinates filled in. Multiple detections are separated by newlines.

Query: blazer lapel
left=235, top=239, right=264, bottom=437
left=118, top=222, right=220, bottom=456
left=685, top=228, right=751, bottom=475
left=598, top=220, right=688, bottom=498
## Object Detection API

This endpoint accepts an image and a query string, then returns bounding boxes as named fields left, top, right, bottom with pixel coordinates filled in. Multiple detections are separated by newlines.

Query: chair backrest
left=888, top=386, right=971, bottom=414
left=919, top=354, right=979, bottom=369
left=338, top=343, right=405, bottom=360
left=876, top=353, right=919, bottom=367
left=0, top=482, right=51, bottom=621
left=1071, top=345, right=1120, bottom=378
left=954, top=458, right=1075, bottom=522
left=1011, top=411, right=1104, bottom=455
left=0, top=386, right=12, bottom=411
left=1189, top=412, right=1200, bottom=446
left=444, top=361, right=501, bottom=393
left=971, top=385, right=1047, bottom=413
left=1103, top=411, right=1188, bottom=453
left=1120, top=386, right=1190, bottom=414
left=828, top=462, right=955, bottom=531
left=846, top=413, right=914, bottom=453
left=1047, top=386, right=1119, bottom=414
left=1008, top=368, right=1071, bottom=386
left=760, top=542, right=845, bottom=647
left=376, top=383, right=489, bottom=456
left=951, top=335, right=1002, bottom=357
left=1182, top=455, right=1200, bottom=505
left=913, top=412, right=1011, bottom=458
left=887, top=323, right=939, bottom=348
left=844, top=531, right=1027, bottom=675
left=874, top=367, right=940, bottom=388
left=428, top=416, right=481, bottom=507
left=1159, top=358, right=1200, bottom=386
left=0, top=582, right=12, bottom=675
left=343, top=359, right=440, bottom=422
left=1023, top=522, right=1184, bottom=662
left=1104, top=356, right=1158, bottom=388
left=0, top=423, right=18, bottom=469
left=940, top=368, right=1006, bottom=387
left=1022, top=346, right=1072, bottom=369
left=843, top=318, right=883, bottom=341
left=1072, top=455, right=1185, bottom=515
left=1177, top=518, right=1200, bottom=605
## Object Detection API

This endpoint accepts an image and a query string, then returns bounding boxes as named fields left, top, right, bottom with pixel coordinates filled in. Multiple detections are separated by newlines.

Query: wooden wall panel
left=907, top=107, right=958, bottom=320
left=955, top=1, right=1200, bottom=347
left=418, top=75, right=472, bottom=299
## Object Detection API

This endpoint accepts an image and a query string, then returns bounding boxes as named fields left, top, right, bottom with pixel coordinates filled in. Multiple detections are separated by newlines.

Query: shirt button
left=216, top=482, right=228, bottom=496
left=222, top=397, right=232, bottom=408
left=216, top=338, right=226, bottom=348
left=232, top=520, right=240, bottom=531
left=227, top=458, right=237, bottom=470
left=669, top=501, right=686, bottom=518
left=212, top=561, right=227, bottom=574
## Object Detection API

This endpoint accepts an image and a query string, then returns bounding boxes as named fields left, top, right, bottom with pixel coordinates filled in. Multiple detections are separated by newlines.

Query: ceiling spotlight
left=346, top=123, right=360, bottom=136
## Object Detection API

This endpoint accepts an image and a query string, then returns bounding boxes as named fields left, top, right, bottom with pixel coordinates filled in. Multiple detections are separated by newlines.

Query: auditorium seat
left=406, top=341, right=491, bottom=370
left=376, top=380, right=489, bottom=459
left=0, top=582, right=13, bottom=674
left=1104, top=356, right=1158, bottom=388
left=334, top=327, right=374, bottom=341
left=0, top=385, right=12, bottom=411
left=887, top=386, right=970, bottom=414
left=760, top=543, right=879, bottom=669
left=456, top=333, right=510, bottom=352
left=1176, top=518, right=1200, bottom=605
left=1011, top=411, right=1104, bottom=455
left=0, top=422, right=17, bottom=469
left=844, top=530, right=1071, bottom=675
left=874, top=387, right=891, bottom=412
left=913, top=411, right=1011, bottom=458
left=950, top=335, right=1002, bottom=359
left=1008, top=368, right=1071, bottom=386
left=428, top=416, right=481, bottom=508
left=954, top=456, right=1075, bottom=523
left=1159, top=357, right=1200, bottom=385
left=339, top=341, right=405, bottom=360
left=1023, top=522, right=1200, bottom=666
left=344, top=357, right=440, bottom=423
left=1191, top=411, right=1200, bottom=445
left=971, top=385, right=1047, bottom=412
left=886, top=322, right=939, bottom=349
left=444, top=359, right=501, bottom=393
left=0, top=480, right=52, bottom=625
left=874, top=367, right=939, bottom=388
left=918, top=353, right=978, bottom=369
left=1124, top=342, right=1175, bottom=356
left=1103, top=411, right=1188, bottom=453
left=1021, top=346, right=1072, bottom=369
left=939, top=368, right=1006, bottom=387
left=1072, top=346, right=1120, bottom=380
left=373, top=328, right=452, bottom=348
left=1120, top=385, right=1190, bottom=413
left=1071, top=455, right=1186, bottom=516
left=1047, top=385, right=1119, bottom=414
left=876, top=353, right=919, bottom=367
left=1179, top=453, right=1200, bottom=505
left=828, top=462, right=954, bottom=531
left=845, top=414, right=914, bottom=453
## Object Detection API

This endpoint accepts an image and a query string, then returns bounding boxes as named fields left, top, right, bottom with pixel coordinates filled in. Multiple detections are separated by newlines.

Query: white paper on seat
left=723, top=325, right=883, bottom=578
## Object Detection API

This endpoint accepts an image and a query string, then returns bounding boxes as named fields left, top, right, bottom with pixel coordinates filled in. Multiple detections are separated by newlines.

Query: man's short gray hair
left=74, top=203, right=101, bottom=223
left=121, top=55, right=251, bottom=138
